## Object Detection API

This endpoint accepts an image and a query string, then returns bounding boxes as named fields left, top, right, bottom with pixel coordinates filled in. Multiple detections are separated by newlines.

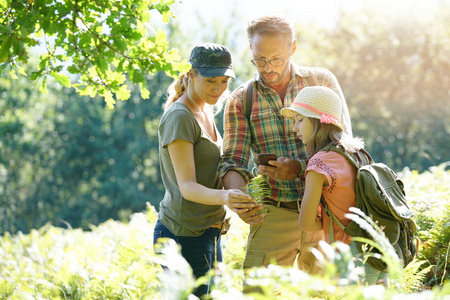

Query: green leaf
left=94, top=25, right=103, bottom=34
left=130, top=68, right=145, bottom=84
left=103, top=90, right=116, bottom=109
left=140, top=85, right=150, bottom=99
left=0, top=37, right=12, bottom=62
left=50, top=71, right=71, bottom=87
left=39, top=79, right=48, bottom=94
left=116, top=85, right=130, bottom=101
left=67, top=65, right=79, bottom=74
left=9, top=69, right=17, bottom=80
left=17, top=67, right=27, bottom=76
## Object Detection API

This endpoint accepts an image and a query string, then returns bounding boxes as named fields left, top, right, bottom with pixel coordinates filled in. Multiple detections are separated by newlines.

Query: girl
left=153, top=44, right=256, bottom=297
left=280, top=86, right=389, bottom=286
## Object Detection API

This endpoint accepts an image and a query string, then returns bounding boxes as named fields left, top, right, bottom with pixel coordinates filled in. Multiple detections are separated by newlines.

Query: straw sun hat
left=280, top=86, right=344, bottom=131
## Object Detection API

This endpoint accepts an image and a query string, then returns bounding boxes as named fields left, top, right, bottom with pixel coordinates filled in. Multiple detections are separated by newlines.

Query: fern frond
left=401, top=259, right=433, bottom=293
left=247, top=174, right=271, bottom=203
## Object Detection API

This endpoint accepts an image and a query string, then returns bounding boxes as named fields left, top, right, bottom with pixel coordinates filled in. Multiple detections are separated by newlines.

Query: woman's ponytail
left=163, top=70, right=194, bottom=111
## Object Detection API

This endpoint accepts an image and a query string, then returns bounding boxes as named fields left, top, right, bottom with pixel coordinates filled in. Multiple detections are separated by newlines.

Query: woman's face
left=191, top=73, right=230, bottom=105
left=292, top=112, right=313, bottom=145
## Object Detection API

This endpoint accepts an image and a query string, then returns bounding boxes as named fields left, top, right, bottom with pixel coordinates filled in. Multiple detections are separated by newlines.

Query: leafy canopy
left=0, top=0, right=189, bottom=108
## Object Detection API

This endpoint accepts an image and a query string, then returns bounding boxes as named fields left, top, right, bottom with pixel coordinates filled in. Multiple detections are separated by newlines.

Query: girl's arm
left=299, top=170, right=327, bottom=231
left=168, top=139, right=255, bottom=210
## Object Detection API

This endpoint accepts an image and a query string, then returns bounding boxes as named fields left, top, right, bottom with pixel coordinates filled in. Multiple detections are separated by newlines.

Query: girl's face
left=191, top=73, right=230, bottom=105
left=292, top=112, right=313, bottom=145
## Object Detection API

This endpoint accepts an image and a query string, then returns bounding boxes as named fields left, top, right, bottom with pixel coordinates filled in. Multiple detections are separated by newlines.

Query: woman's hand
left=223, top=189, right=256, bottom=210
left=232, top=204, right=266, bottom=226
left=223, top=189, right=265, bottom=225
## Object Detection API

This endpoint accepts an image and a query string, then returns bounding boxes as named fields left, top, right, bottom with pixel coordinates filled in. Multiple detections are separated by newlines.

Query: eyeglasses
left=250, top=46, right=292, bottom=67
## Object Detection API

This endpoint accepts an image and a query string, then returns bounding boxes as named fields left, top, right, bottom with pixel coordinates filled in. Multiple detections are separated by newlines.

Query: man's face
left=250, top=34, right=295, bottom=86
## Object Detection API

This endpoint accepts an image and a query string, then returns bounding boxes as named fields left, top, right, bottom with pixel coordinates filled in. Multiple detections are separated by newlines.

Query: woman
left=153, top=43, right=256, bottom=297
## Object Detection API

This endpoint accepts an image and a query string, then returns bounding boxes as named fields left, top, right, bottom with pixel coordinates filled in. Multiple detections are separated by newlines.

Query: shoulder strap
left=321, top=195, right=346, bottom=243
left=301, top=68, right=319, bottom=87
left=320, top=144, right=374, bottom=169
left=243, top=80, right=254, bottom=119
left=320, top=144, right=361, bottom=169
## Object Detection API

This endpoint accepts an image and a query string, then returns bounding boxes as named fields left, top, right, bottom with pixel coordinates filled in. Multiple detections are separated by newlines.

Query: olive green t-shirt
left=157, top=102, right=226, bottom=236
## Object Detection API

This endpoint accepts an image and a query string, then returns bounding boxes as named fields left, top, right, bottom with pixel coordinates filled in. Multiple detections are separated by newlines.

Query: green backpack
left=320, top=145, right=419, bottom=272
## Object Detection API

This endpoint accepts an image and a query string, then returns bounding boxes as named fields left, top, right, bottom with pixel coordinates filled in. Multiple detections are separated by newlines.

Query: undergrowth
left=0, top=163, right=448, bottom=299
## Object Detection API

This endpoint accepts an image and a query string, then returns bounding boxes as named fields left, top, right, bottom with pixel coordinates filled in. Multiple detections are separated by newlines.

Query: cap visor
left=196, top=67, right=235, bottom=79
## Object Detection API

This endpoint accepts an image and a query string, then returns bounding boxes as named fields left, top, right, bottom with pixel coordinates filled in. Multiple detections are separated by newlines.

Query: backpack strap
left=318, top=145, right=372, bottom=243
left=320, top=144, right=361, bottom=169
left=359, top=148, right=374, bottom=164
left=301, top=68, right=319, bottom=87
left=321, top=195, right=346, bottom=243
left=243, top=80, right=254, bottom=119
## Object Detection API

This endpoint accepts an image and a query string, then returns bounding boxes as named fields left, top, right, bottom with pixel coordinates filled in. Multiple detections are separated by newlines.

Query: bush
left=0, top=165, right=449, bottom=299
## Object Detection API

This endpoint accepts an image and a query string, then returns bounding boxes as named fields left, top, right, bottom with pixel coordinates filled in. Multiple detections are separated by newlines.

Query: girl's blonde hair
left=307, top=118, right=364, bottom=156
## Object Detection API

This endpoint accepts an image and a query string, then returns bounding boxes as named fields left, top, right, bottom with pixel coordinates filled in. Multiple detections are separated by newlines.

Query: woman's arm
left=299, top=170, right=327, bottom=231
left=168, top=139, right=255, bottom=210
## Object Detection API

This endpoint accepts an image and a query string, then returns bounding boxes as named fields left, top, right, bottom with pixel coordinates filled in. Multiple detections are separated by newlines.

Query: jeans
left=153, top=220, right=222, bottom=297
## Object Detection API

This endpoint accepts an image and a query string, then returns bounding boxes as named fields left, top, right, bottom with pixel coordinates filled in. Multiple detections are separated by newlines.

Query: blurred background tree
left=0, top=62, right=169, bottom=233
left=294, top=10, right=450, bottom=171
left=0, top=1, right=449, bottom=234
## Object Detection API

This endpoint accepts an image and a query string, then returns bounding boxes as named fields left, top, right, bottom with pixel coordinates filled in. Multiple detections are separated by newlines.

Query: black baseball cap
left=189, top=43, right=235, bottom=79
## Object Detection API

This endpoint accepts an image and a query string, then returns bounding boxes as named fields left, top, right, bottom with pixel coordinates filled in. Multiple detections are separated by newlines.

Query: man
left=219, top=16, right=352, bottom=272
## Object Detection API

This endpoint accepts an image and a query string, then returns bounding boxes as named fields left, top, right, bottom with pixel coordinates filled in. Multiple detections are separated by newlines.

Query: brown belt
left=262, top=198, right=300, bottom=212
left=209, top=218, right=231, bottom=235
left=209, top=223, right=223, bottom=229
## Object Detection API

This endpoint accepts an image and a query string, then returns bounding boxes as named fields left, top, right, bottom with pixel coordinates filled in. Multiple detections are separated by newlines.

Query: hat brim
left=280, top=107, right=344, bottom=131
left=196, top=67, right=236, bottom=79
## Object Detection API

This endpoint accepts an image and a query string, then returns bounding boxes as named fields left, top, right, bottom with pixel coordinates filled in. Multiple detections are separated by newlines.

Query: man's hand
left=258, top=157, right=301, bottom=180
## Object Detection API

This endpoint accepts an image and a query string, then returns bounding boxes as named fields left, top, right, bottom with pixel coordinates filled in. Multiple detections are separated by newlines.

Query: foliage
left=246, top=174, right=271, bottom=204
left=1, top=1, right=449, bottom=238
left=0, top=58, right=170, bottom=235
left=0, top=209, right=162, bottom=299
left=0, top=168, right=449, bottom=299
left=0, top=0, right=189, bottom=108
left=401, top=163, right=450, bottom=287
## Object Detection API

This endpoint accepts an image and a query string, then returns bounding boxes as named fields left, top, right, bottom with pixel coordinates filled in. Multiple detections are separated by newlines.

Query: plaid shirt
left=219, top=63, right=352, bottom=202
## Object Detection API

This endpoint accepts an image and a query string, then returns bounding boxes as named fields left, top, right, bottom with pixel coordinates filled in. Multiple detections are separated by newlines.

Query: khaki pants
left=243, top=205, right=324, bottom=273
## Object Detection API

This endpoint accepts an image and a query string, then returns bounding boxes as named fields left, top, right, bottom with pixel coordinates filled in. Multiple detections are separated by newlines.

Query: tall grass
left=0, top=163, right=448, bottom=299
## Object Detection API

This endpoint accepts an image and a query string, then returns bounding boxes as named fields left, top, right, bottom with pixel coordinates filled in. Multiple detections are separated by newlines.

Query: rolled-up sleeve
left=219, top=86, right=253, bottom=183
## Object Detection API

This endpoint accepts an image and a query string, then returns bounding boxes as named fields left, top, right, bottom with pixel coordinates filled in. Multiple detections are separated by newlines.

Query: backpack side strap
left=243, top=80, right=254, bottom=119
left=321, top=195, right=346, bottom=243
left=301, top=68, right=319, bottom=87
